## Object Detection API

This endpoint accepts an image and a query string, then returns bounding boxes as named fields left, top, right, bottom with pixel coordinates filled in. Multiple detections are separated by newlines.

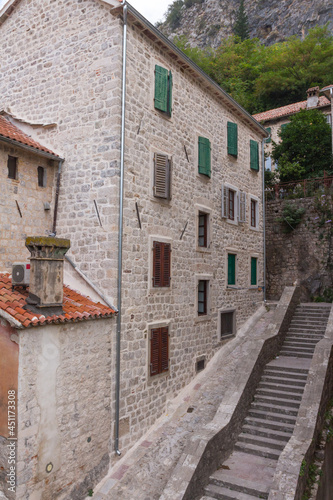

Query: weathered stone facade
left=266, top=197, right=333, bottom=300
left=0, top=0, right=266, bottom=491
left=0, top=143, right=56, bottom=270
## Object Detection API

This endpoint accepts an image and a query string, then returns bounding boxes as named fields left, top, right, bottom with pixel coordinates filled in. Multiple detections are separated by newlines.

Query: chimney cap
left=25, top=236, right=70, bottom=259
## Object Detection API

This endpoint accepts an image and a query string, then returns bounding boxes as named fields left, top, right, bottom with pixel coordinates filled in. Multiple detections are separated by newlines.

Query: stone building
left=0, top=0, right=267, bottom=496
left=253, top=86, right=332, bottom=172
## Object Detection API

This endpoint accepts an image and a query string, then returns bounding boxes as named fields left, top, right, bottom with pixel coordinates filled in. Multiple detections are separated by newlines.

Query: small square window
left=37, top=166, right=46, bottom=187
left=8, top=156, right=17, bottom=179
left=198, top=212, right=208, bottom=247
left=220, top=310, right=235, bottom=339
left=198, top=280, right=208, bottom=315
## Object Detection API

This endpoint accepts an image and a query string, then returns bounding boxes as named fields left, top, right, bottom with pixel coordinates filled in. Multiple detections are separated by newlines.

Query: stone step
left=234, top=441, right=281, bottom=460
left=258, top=382, right=304, bottom=394
left=279, top=351, right=313, bottom=359
left=279, top=345, right=315, bottom=354
left=264, top=365, right=309, bottom=374
left=210, top=471, right=270, bottom=499
left=204, top=483, right=263, bottom=500
left=254, top=394, right=301, bottom=408
left=256, top=387, right=303, bottom=401
left=242, top=424, right=292, bottom=442
left=244, top=416, right=295, bottom=434
left=284, top=339, right=319, bottom=347
left=248, top=407, right=297, bottom=423
left=286, top=332, right=324, bottom=339
left=250, top=401, right=299, bottom=416
left=263, top=369, right=308, bottom=381
left=238, top=433, right=286, bottom=451
left=292, top=314, right=329, bottom=321
left=261, top=375, right=306, bottom=387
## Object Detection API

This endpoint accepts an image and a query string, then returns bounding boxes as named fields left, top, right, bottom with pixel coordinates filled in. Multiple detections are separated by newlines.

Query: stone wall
left=0, top=143, right=56, bottom=271
left=266, top=197, right=332, bottom=301
left=16, top=318, right=113, bottom=500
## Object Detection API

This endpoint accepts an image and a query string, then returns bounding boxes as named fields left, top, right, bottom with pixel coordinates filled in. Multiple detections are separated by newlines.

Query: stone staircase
left=202, top=303, right=331, bottom=500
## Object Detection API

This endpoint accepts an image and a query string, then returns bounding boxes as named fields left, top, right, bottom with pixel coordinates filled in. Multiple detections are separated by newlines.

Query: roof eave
left=0, top=308, right=23, bottom=329
left=0, top=134, right=63, bottom=162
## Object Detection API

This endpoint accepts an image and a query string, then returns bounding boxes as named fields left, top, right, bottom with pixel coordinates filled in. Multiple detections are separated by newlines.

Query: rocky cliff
left=160, top=0, right=333, bottom=47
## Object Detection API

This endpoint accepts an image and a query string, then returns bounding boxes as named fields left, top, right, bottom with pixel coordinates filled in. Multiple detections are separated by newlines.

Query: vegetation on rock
left=233, top=0, right=250, bottom=41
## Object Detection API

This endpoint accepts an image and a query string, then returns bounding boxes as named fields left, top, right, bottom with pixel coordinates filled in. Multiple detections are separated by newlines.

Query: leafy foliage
left=165, top=1, right=184, bottom=30
left=272, top=109, right=333, bottom=182
left=233, top=0, right=249, bottom=41
left=174, top=26, right=333, bottom=113
left=277, top=203, right=305, bottom=232
left=184, top=0, right=204, bottom=7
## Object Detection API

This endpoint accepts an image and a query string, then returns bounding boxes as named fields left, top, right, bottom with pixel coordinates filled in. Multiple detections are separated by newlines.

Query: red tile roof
left=0, top=273, right=116, bottom=328
left=0, top=115, right=59, bottom=157
left=253, top=96, right=330, bottom=122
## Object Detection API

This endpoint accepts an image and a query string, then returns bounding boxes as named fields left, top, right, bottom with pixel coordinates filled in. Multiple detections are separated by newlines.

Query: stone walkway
left=89, top=306, right=276, bottom=500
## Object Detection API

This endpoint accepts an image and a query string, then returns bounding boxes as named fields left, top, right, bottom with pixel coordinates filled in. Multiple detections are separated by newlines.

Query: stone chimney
left=25, top=236, right=70, bottom=314
left=307, top=86, right=320, bottom=109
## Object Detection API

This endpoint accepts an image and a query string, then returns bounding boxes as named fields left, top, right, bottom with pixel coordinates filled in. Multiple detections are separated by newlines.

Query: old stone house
left=0, top=0, right=267, bottom=497
left=253, top=86, right=332, bottom=172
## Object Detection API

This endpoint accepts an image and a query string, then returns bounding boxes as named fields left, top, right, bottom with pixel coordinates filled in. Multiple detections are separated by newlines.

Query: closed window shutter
left=221, top=185, right=228, bottom=218
left=153, top=241, right=162, bottom=287
left=198, top=136, right=211, bottom=177
left=281, top=123, right=288, bottom=132
left=162, top=243, right=171, bottom=287
left=150, top=328, right=160, bottom=375
left=265, top=127, right=271, bottom=143
left=251, top=257, right=257, bottom=286
left=167, top=71, right=173, bottom=117
left=250, top=140, right=259, bottom=171
left=239, top=191, right=246, bottom=222
left=160, top=327, right=169, bottom=372
left=227, top=122, right=238, bottom=156
left=154, top=153, right=170, bottom=199
left=228, top=254, right=236, bottom=286
left=154, top=65, right=169, bottom=113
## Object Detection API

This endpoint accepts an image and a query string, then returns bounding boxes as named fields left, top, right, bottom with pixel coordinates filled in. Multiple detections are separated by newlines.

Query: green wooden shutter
left=154, top=65, right=168, bottom=113
left=227, top=122, right=238, bottom=156
left=281, top=123, right=288, bottom=132
left=167, top=71, right=173, bottom=117
left=265, top=127, right=271, bottom=143
left=228, top=254, right=236, bottom=286
left=198, top=137, right=211, bottom=177
left=250, top=140, right=259, bottom=171
left=251, top=257, right=257, bottom=286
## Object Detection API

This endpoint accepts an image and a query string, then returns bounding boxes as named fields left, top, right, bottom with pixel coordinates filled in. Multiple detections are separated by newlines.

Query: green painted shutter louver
left=154, top=65, right=169, bottom=113
left=265, top=127, right=271, bottom=143
left=228, top=254, right=236, bottom=286
left=227, top=122, right=238, bottom=156
left=251, top=257, right=257, bottom=286
left=281, top=123, right=289, bottom=132
left=250, top=140, right=259, bottom=171
left=168, top=71, right=173, bottom=117
left=198, top=136, right=211, bottom=177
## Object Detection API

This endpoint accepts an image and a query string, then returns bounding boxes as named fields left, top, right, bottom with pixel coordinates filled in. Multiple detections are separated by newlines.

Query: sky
left=0, top=0, right=174, bottom=25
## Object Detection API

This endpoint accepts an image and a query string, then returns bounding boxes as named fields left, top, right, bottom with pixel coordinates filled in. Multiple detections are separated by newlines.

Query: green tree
left=165, top=0, right=184, bottom=30
left=272, top=109, right=333, bottom=182
left=233, top=0, right=250, bottom=41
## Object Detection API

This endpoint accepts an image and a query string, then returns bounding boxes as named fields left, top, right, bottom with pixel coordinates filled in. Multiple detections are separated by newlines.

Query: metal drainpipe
left=115, top=1, right=127, bottom=457
left=52, top=159, right=64, bottom=234
left=262, top=138, right=266, bottom=303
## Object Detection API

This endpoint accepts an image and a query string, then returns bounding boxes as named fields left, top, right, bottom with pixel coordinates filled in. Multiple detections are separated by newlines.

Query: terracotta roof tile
left=0, top=273, right=116, bottom=328
left=0, top=115, right=59, bottom=157
left=253, top=96, right=330, bottom=122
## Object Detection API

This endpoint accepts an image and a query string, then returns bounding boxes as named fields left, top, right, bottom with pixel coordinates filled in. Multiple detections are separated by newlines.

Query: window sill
left=148, top=370, right=169, bottom=383
left=195, top=314, right=212, bottom=323
left=149, top=286, right=172, bottom=294
left=196, top=246, right=212, bottom=254
left=226, top=218, right=238, bottom=226
left=226, top=285, right=237, bottom=290
left=249, top=225, right=260, bottom=232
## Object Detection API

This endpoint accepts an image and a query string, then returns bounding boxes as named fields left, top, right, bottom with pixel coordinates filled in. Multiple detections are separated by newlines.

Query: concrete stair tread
left=261, top=375, right=306, bottom=387
left=238, top=433, right=287, bottom=450
left=256, top=387, right=303, bottom=400
left=250, top=403, right=298, bottom=417
left=245, top=416, right=295, bottom=432
left=242, top=423, right=294, bottom=439
left=204, top=483, right=263, bottom=499
left=258, top=381, right=304, bottom=393
left=279, top=352, right=313, bottom=359
left=280, top=345, right=315, bottom=352
left=234, top=441, right=280, bottom=460
left=254, top=394, right=301, bottom=408
left=263, top=369, right=308, bottom=380
left=265, top=362, right=309, bottom=373
left=210, top=471, right=270, bottom=497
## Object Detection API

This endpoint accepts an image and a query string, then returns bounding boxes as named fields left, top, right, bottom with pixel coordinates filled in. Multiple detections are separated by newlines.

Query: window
left=198, top=280, right=208, bottom=315
left=222, top=185, right=246, bottom=223
left=227, top=253, right=236, bottom=286
left=153, top=153, right=171, bottom=200
left=153, top=241, right=171, bottom=287
left=220, top=310, right=236, bottom=339
left=250, top=140, right=259, bottom=171
left=7, top=156, right=17, bottom=179
left=198, top=212, right=208, bottom=247
left=250, top=197, right=259, bottom=229
left=265, top=127, right=271, bottom=143
left=251, top=257, right=258, bottom=286
left=196, top=358, right=205, bottom=372
left=198, top=136, right=211, bottom=178
left=227, top=121, right=238, bottom=156
left=150, top=326, right=169, bottom=376
left=281, top=123, right=289, bottom=132
left=37, top=166, right=46, bottom=187
left=154, top=65, right=172, bottom=117
left=326, top=115, right=332, bottom=126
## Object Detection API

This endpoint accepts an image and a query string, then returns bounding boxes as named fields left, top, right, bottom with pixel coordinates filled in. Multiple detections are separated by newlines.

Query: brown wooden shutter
left=162, top=243, right=171, bottom=287
left=154, top=153, right=170, bottom=200
left=153, top=241, right=162, bottom=287
left=150, top=328, right=160, bottom=376
left=160, top=327, right=169, bottom=373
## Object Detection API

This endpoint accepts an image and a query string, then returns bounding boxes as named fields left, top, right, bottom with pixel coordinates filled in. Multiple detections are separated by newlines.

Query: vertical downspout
left=52, top=159, right=64, bottom=234
left=115, top=1, right=127, bottom=457
left=262, top=138, right=266, bottom=302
